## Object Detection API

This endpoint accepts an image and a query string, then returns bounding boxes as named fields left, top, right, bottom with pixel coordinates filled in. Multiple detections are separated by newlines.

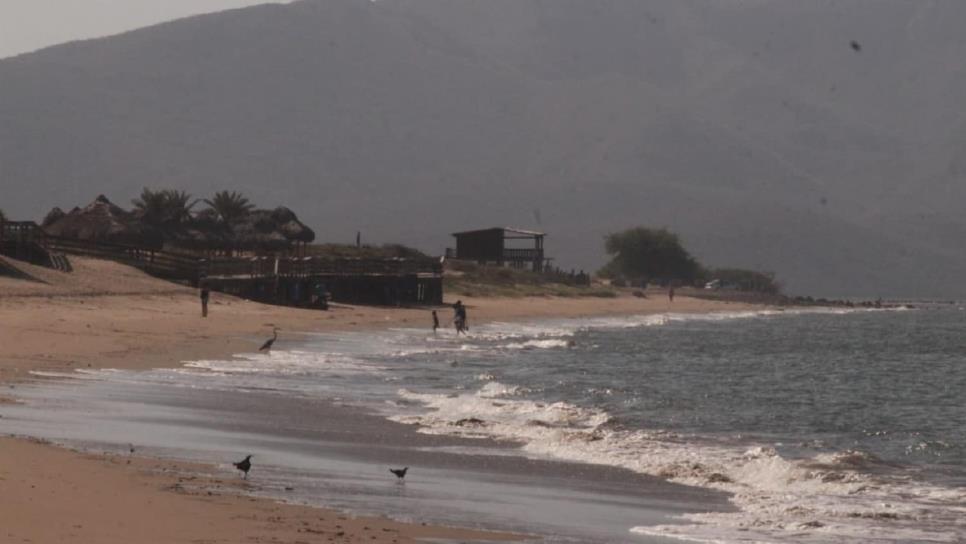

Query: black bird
left=850, top=40, right=862, bottom=52
left=389, top=467, right=408, bottom=480
left=234, top=455, right=253, bottom=479
left=259, top=328, right=279, bottom=352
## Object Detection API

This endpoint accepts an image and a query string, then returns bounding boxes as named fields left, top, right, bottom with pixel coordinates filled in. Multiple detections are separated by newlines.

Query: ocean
left=3, top=306, right=965, bottom=543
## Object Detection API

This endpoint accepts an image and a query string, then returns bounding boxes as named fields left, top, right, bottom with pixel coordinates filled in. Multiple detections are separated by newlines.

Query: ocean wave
left=392, top=382, right=966, bottom=544
left=472, top=307, right=861, bottom=341
left=500, top=338, right=573, bottom=350
left=184, top=350, right=385, bottom=377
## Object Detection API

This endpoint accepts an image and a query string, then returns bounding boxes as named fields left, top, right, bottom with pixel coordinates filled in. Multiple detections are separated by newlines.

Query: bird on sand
left=389, top=467, right=408, bottom=480
left=259, top=327, right=279, bottom=352
left=234, top=455, right=253, bottom=479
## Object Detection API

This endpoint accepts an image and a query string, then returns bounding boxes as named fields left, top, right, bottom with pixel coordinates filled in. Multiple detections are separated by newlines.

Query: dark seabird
left=259, top=328, right=279, bottom=352
left=234, top=455, right=253, bottom=479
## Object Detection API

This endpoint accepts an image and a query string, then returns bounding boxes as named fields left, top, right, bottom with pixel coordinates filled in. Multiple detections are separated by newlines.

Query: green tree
left=600, top=227, right=702, bottom=282
left=203, top=190, right=255, bottom=225
left=0, top=209, right=6, bottom=222
left=132, top=188, right=197, bottom=230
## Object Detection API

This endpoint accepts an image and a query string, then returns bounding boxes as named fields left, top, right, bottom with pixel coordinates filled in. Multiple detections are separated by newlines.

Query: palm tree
left=132, top=188, right=167, bottom=227
left=132, top=188, right=197, bottom=230
left=203, top=190, right=255, bottom=225
left=162, top=190, right=197, bottom=226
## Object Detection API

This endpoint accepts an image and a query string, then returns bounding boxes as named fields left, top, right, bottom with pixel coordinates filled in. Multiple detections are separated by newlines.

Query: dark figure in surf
left=432, top=310, right=440, bottom=333
left=453, top=300, right=468, bottom=335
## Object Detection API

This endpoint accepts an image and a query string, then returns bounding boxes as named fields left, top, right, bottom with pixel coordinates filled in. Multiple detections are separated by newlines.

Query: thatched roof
left=172, top=206, right=315, bottom=251
left=41, top=207, right=66, bottom=227
left=42, top=196, right=314, bottom=253
left=43, top=195, right=162, bottom=247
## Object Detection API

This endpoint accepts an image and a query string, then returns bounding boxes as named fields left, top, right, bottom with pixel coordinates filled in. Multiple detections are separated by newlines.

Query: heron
left=233, top=455, right=253, bottom=479
left=259, top=327, right=279, bottom=352
left=389, top=467, right=408, bottom=480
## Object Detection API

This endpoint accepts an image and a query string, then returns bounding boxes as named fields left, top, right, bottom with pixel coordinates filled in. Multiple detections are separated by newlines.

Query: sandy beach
left=0, top=256, right=762, bottom=543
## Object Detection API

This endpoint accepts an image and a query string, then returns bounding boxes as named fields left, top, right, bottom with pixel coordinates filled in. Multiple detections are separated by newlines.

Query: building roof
left=451, top=227, right=546, bottom=238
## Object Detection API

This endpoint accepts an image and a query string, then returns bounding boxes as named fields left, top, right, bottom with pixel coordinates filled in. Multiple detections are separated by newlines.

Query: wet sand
left=0, top=256, right=759, bottom=542
left=0, top=436, right=520, bottom=544
left=3, top=379, right=736, bottom=542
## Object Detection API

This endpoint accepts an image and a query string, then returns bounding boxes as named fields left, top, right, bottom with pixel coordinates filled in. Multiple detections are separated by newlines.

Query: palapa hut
left=174, top=206, right=315, bottom=255
left=231, top=207, right=315, bottom=252
left=43, top=195, right=162, bottom=248
left=42, top=195, right=314, bottom=256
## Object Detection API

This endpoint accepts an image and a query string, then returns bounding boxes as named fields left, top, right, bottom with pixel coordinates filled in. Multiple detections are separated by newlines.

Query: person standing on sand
left=200, top=284, right=211, bottom=318
left=432, top=310, right=440, bottom=333
left=668, top=285, right=675, bottom=303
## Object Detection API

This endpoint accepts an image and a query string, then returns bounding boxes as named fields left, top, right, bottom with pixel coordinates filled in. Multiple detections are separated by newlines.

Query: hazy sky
left=0, top=0, right=291, bottom=59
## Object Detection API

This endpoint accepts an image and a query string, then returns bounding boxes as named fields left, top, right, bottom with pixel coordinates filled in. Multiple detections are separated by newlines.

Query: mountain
left=2, top=0, right=964, bottom=297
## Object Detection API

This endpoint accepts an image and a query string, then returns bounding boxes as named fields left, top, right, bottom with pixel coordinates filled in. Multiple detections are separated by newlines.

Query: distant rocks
left=787, top=295, right=915, bottom=310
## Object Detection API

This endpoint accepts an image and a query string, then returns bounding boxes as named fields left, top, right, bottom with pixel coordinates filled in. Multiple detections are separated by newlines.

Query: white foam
left=472, top=307, right=861, bottom=342
left=27, top=370, right=97, bottom=379
left=500, top=338, right=572, bottom=350
left=158, top=306, right=958, bottom=542
left=184, top=350, right=384, bottom=377
left=392, top=384, right=966, bottom=544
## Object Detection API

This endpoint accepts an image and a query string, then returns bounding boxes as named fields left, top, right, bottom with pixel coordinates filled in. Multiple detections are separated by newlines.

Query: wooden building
left=450, top=227, right=548, bottom=272
left=201, top=256, right=443, bottom=307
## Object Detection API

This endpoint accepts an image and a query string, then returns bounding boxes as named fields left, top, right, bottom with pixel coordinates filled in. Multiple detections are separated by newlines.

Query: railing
left=4, top=220, right=441, bottom=284
left=203, top=256, right=443, bottom=280
left=0, top=220, right=46, bottom=244
left=502, top=248, right=543, bottom=261
left=447, top=248, right=543, bottom=262
left=45, top=236, right=202, bottom=280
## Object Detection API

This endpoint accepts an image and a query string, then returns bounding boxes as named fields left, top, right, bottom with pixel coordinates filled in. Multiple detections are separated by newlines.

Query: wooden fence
left=44, top=236, right=201, bottom=280
left=2, top=220, right=443, bottom=304
left=203, top=255, right=442, bottom=280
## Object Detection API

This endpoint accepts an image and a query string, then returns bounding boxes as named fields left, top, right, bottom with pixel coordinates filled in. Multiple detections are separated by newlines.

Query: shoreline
left=0, top=256, right=768, bottom=542
left=0, top=260, right=761, bottom=386
left=0, top=436, right=524, bottom=544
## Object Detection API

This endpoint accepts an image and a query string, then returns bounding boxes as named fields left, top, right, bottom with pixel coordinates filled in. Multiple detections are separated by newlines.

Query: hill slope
left=2, top=0, right=964, bottom=296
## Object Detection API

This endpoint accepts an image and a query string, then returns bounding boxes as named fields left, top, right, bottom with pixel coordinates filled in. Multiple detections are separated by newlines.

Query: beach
left=0, top=256, right=757, bottom=543
left=0, top=256, right=748, bottom=385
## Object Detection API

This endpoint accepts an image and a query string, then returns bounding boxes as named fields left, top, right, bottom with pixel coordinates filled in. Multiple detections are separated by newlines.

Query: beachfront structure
left=0, top=219, right=72, bottom=271
left=3, top=217, right=441, bottom=306
left=449, top=227, right=548, bottom=272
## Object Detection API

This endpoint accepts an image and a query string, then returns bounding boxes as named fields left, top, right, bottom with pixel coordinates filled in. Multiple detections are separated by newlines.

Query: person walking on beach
left=200, top=284, right=211, bottom=318
left=432, top=310, right=440, bottom=334
left=668, top=285, right=675, bottom=303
